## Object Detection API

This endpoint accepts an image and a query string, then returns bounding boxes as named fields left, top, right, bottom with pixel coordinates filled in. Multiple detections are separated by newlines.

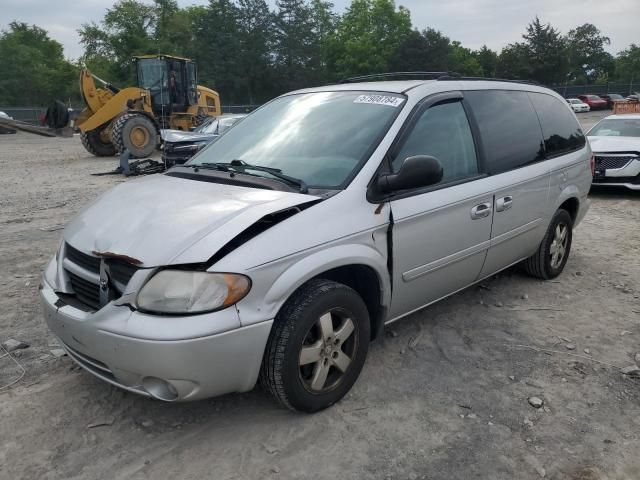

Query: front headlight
left=136, top=271, right=251, bottom=314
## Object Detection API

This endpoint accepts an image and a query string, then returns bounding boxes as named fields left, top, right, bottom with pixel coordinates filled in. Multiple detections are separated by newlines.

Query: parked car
left=599, top=93, right=625, bottom=109
left=566, top=98, right=590, bottom=113
left=40, top=77, right=592, bottom=412
left=0, top=111, right=16, bottom=134
left=577, top=94, right=607, bottom=110
left=587, top=114, right=640, bottom=190
left=161, top=114, right=246, bottom=166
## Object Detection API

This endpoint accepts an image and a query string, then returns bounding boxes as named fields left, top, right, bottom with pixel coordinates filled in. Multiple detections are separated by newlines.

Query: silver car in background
left=41, top=77, right=592, bottom=412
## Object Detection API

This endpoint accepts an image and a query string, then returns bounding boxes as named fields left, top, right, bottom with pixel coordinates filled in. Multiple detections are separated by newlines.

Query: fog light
left=141, top=376, right=179, bottom=401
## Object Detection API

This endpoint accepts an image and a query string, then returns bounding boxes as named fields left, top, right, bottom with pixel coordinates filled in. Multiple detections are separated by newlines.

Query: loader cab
left=134, top=55, right=198, bottom=117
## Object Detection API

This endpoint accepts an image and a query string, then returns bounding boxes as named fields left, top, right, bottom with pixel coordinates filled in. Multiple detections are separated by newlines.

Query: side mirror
left=377, top=155, right=443, bottom=193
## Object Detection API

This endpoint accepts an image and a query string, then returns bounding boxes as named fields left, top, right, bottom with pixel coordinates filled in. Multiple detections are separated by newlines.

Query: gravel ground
left=1, top=111, right=639, bottom=480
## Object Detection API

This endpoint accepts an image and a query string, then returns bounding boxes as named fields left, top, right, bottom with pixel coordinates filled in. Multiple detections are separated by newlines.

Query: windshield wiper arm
left=192, top=162, right=230, bottom=172
left=222, top=159, right=308, bottom=193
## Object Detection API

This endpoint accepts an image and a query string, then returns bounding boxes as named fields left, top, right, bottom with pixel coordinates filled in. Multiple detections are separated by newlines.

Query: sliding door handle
left=496, top=196, right=513, bottom=212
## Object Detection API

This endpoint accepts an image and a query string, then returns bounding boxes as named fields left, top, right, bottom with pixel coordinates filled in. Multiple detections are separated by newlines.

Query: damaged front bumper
left=39, top=263, right=272, bottom=401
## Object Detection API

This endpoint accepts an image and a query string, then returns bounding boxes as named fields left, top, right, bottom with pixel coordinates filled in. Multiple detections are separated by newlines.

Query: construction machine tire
left=80, top=126, right=116, bottom=157
left=111, top=113, right=158, bottom=158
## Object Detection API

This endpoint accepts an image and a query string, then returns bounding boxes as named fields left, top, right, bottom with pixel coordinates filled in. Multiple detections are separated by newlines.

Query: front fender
left=240, top=243, right=391, bottom=325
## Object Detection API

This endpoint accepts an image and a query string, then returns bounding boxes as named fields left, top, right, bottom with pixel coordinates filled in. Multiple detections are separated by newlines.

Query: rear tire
left=80, top=126, right=116, bottom=157
left=523, top=209, right=573, bottom=280
left=260, top=279, right=370, bottom=413
left=111, top=113, right=158, bottom=158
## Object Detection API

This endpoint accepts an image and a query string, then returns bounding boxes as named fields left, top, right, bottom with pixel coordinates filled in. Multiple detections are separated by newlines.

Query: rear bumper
left=40, top=277, right=272, bottom=401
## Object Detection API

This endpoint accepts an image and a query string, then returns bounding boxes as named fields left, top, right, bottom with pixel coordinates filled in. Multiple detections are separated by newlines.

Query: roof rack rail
left=437, top=75, right=541, bottom=86
left=339, top=71, right=460, bottom=83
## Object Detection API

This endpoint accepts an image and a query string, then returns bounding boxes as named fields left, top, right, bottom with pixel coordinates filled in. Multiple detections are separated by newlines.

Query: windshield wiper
left=219, top=159, right=308, bottom=193
left=183, top=162, right=230, bottom=172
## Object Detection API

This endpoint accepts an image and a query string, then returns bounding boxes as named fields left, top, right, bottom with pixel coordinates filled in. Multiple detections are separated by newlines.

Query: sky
left=2, top=0, right=638, bottom=60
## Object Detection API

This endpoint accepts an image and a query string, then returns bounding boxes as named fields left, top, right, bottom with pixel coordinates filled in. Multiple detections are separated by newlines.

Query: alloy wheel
left=550, top=222, right=568, bottom=269
left=298, top=309, right=357, bottom=393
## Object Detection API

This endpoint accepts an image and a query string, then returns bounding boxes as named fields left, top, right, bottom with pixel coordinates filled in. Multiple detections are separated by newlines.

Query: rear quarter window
left=465, top=90, right=544, bottom=174
left=528, top=92, right=586, bottom=157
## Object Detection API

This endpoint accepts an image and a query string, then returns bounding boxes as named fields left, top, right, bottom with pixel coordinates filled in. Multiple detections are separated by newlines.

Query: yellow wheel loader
left=74, top=54, right=221, bottom=158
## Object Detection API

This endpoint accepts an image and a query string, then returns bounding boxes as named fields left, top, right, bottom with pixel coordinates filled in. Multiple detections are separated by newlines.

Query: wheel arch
left=551, top=185, right=580, bottom=222
left=262, top=244, right=391, bottom=340
left=558, top=196, right=579, bottom=223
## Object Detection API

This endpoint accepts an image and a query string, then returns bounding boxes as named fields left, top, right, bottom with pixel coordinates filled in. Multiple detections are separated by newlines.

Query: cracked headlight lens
left=137, top=271, right=250, bottom=314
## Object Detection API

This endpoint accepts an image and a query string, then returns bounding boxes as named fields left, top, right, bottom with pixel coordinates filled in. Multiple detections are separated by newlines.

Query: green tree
left=449, top=41, right=482, bottom=76
left=273, top=0, right=316, bottom=91
left=308, top=0, right=338, bottom=83
left=389, top=28, right=450, bottom=72
left=614, top=44, right=640, bottom=84
left=78, top=0, right=158, bottom=84
left=328, top=0, right=411, bottom=80
left=521, top=17, right=568, bottom=84
left=0, top=22, right=78, bottom=106
left=236, top=0, right=275, bottom=103
left=566, top=23, right=614, bottom=83
left=474, top=45, right=498, bottom=77
left=496, top=18, right=568, bottom=84
left=190, top=0, right=242, bottom=101
left=496, top=43, right=532, bottom=80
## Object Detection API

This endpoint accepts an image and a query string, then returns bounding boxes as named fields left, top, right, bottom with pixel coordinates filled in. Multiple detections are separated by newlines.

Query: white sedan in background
left=588, top=114, right=640, bottom=190
left=566, top=98, right=590, bottom=113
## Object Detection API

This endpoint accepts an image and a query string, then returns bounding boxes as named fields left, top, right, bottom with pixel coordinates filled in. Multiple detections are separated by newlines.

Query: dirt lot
left=1, top=111, right=639, bottom=480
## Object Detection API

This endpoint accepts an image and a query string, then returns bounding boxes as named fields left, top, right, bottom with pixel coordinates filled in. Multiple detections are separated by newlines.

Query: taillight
left=589, top=155, right=595, bottom=176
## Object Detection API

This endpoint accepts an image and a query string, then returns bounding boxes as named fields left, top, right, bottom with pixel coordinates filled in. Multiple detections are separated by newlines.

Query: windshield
left=588, top=119, right=640, bottom=137
left=137, top=58, right=167, bottom=90
left=189, top=91, right=405, bottom=188
left=587, top=95, right=602, bottom=100
left=570, top=99, right=581, bottom=104
left=609, top=94, right=623, bottom=99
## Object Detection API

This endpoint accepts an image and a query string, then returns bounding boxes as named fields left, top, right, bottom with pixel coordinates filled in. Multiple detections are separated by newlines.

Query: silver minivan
left=40, top=76, right=592, bottom=412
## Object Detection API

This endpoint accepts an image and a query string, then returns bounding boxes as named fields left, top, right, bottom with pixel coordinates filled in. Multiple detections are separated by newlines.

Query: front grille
left=108, top=261, right=138, bottom=291
left=595, top=154, right=637, bottom=170
left=65, top=243, right=100, bottom=273
left=66, top=270, right=101, bottom=310
left=63, top=243, right=140, bottom=311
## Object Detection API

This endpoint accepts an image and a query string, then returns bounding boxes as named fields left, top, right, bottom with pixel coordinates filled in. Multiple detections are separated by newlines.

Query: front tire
left=523, top=209, right=573, bottom=279
left=260, top=279, right=370, bottom=413
left=80, top=126, right=116, bottom=157
left=111, top=113, right=158, bottom=158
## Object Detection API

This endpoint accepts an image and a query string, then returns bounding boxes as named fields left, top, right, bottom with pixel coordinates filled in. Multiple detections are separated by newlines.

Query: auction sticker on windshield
left=354, top=94, right=404, bottom=107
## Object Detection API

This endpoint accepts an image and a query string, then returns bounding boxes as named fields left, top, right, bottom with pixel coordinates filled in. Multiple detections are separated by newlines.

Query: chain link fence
left=0, top=107, right=49, bottom=125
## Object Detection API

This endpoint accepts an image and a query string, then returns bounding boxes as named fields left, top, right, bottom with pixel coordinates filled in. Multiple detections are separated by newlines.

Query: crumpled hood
left=161, top=129, right=216, bottom=144
left=64, top=174, right=316, bottom=267
left=588, top=136, right=640, bottom=153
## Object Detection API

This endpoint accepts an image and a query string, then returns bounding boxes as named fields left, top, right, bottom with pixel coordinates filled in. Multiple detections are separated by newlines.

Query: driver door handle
left=496, top=195, right=513, bottom=212
left=470, top=202, right=492, bottom=220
